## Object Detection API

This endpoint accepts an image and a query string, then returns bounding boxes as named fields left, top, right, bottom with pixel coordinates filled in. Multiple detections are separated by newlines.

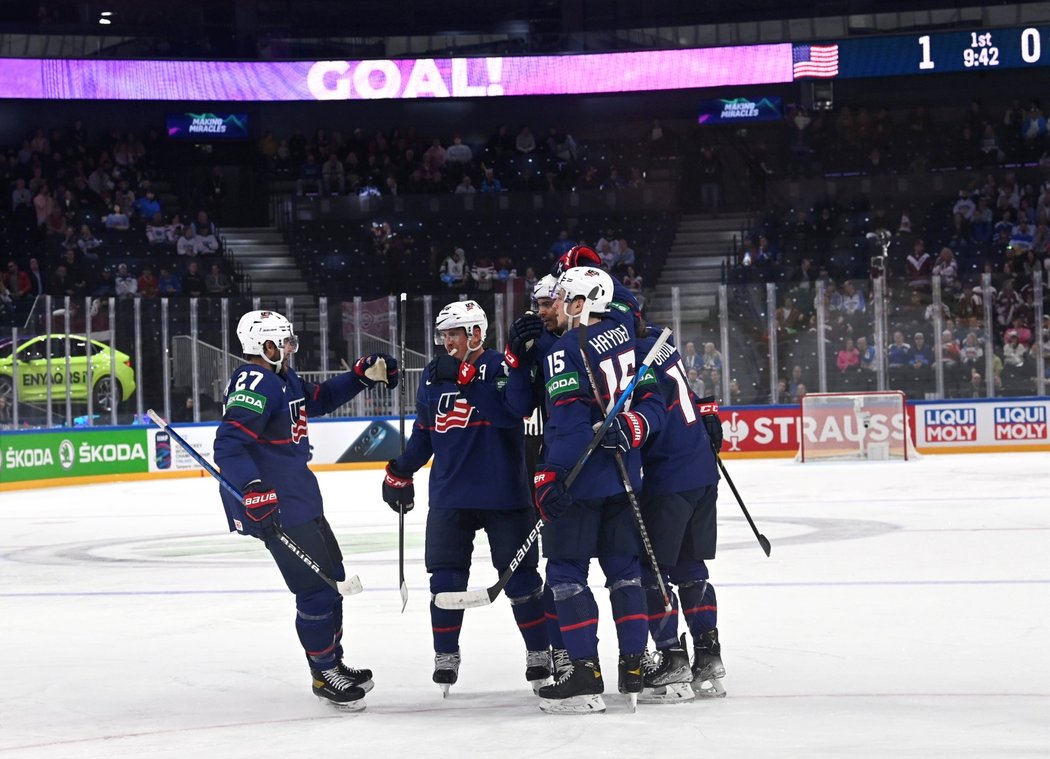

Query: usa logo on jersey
left=288, top=398, right=308, bottom=443
left=435, top=391, right=474, bottom=433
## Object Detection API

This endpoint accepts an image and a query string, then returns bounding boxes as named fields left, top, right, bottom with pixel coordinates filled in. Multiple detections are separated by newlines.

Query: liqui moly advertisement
left=0, top=46, right=793, bottom=101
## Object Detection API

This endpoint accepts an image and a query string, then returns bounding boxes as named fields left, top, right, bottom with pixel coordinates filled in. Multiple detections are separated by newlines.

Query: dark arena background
left=0, top=2, right=1047, bottom=756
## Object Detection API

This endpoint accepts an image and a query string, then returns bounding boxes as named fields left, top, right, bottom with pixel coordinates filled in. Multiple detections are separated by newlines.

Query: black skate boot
left=692, top=628, right=726, bottom=698
left=537, top=656, right=605, bottom=714
left=526, top=650, right=553, bottom=693
left=336, top=662, right=374, bottom=693
left=551, top=648, right=572, bottom=680
left=640, top=634, right=695, bottom=704
left=617, top=653, right=644, bottom=712
left=433, top=651, right=461, bottom=698
left=311, top=666, right=367, bottom=712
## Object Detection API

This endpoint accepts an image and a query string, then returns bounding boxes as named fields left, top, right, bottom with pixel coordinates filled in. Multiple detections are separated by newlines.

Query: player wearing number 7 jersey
left=533, top=267, right=667, bottom=714
left=214, top=310, right=398, bottom=711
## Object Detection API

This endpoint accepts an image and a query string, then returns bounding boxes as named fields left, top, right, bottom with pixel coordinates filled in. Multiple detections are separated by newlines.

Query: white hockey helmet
left=434, top=299, right=488, bottom=352
left=556, top=266, right=614, bottom=316
left=236, top=310, right=298, bottom=367
left=532, top=274, right=558, bottom=304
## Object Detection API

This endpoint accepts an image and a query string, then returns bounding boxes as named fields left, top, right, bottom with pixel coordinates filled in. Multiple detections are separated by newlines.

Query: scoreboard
left=793, top=25, right=1050, bottom=79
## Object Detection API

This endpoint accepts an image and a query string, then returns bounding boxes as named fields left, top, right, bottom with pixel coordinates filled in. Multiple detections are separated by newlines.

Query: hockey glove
left=241, top=480, right=279, bottom=539
left=431, top=354, right=478, bottom=385
left=599, top=411, right=650, bottom=456
left=505, top=313, right=544, bottom=369
left=353, top=352, right=399, bottom=388
left=533, top=465, right=573, bottom=522
left=697, top=396, right=723, bottom=453
left=382, top=460, right=414, bottom=514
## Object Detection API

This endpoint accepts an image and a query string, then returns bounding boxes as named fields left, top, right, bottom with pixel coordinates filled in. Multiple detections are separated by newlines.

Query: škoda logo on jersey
left=435, top=391, right=475, bottom=432
left=993, top=405, right=1047, bottom=440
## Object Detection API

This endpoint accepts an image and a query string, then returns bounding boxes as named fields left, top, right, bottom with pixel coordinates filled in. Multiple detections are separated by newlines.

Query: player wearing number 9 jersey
left=633, top=327, right=726, bottom=702
left=214, top=310, right=397, bottom=710
left=533, top=267, right=667, bottom=714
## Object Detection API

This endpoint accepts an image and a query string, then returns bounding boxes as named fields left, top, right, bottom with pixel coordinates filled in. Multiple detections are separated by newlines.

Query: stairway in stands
left=645, top=213, right=749, bottom=342
left=221, top=227, right=321, bottom=356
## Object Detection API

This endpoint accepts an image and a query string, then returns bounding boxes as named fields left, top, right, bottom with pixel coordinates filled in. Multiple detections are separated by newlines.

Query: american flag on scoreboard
left=793, top=44, right=839, bottom=78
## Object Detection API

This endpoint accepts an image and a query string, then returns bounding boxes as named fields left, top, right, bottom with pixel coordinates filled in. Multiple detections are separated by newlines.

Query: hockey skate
left=551, top=648, right=572, bottom=680
left=639, top=635, right=695, bottom=704
left=526, top=650, right=553, bottom=693
left=433, top=651, right=461, bottom=698
left=537, top=656, right=606, bottom=714
left=311, top=667, right=367, bottom=712
left=692, top=628, right=727, bottom=698
left=337, top=662, right=374, bottom=693
left=617, top=653, right=644, bottom=713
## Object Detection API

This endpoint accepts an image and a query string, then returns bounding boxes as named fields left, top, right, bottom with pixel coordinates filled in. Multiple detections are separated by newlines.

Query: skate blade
left=692, top=677, right=727, bottom=698
left=529, top=676, right=553, bottom=694
left=638, top=682, right=695, bottom=704
left=357, top=679, right=374, bottom=694
left=623, top=692, right=638, bottom=713
left=538, top=694, right=606, bottom=714
left=316, top=695, right=366, bottom=713
left=439, top=683, right=451, bottom=698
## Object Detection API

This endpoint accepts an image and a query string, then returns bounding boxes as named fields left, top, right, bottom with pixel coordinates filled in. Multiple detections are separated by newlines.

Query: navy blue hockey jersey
left=540, top=316, right=665, bottom=498
left=214, top=364, right=366, bottom=532
left=394, top=349, right=531, bottom=510
left=636, top=333, right=719, bottom=495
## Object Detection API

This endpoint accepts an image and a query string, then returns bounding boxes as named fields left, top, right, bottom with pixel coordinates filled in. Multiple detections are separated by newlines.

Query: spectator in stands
left=206, top=263, right=230, bottom=295
left=193, top=215, right=220, bottom=254
left=786, top=365, right=806, bottom=398
left=837, top=337, right=860, bottom=374
left=701, top=342, right=723, bottom=379
left=322, top=154, right=346, bottom=195
left=622, top=265, right=644, bottom=308
left=183, top=261, right=205, bottom=297
left=478, top=168, right=504, bottom=193
left=445, top=135, right=473, bottom=165
left=888, top=331, right=911, bottom=368
left=856, top=336, right=877, bottom=373
left=166, top=213, right=185, bottom=245
left=686, top=367, right=705, bottom=397
left=454, top=175, right=476, bottom=194
left=204, top=168, right=227, bottom=221
left=138, top=267, right=158, bottom=299
left=959, top=331, right=984, bottom=372
left=995, top=279, right=1023, bottom=329
left=515, top=126, right=536, bottom=154
left=297, top=153, right=322, bottom=195
left=26, top=257, right=45, bottom=297
left=157, top=266, right=181, bottom=296
left=145, top=212, right=170, bottom=246
left=932, top=247, right=960, bottom=292
left=680, top=341, right=700, bottom=372
left=439, top=248, right=468, bottom=290
left=114, top=263, right=138, bottom=298
left=423, top=138, right=447, bottom=175
left=906, top=239, right=932, bottom=290
left=76, top=224, right=102, bottom=261
left=176, top=226, right=199, bottom=257
left=103, top=204, right=130, bottom=231
left=909, top=332, right=934, bottom=375
left=4, top=260, right=30, bottom=303
left=698, top=146, right=723, bottom=214
left=90, top=265, right=115, bottom=298
left=1010, top=219, right=1035, bottom=253
left=470, top=255, right=496, bottom=292
left=12, top=177, right=30, bottom=210
left=776, top=295, right=805, bottom=340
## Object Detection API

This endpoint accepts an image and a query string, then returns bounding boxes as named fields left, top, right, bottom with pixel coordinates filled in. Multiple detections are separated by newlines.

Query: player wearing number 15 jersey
left=531, top=267, right=666, bottom=714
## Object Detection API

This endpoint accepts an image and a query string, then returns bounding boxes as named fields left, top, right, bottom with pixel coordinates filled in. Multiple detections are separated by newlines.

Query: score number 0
left=917, top=28, right=1043, bottom=70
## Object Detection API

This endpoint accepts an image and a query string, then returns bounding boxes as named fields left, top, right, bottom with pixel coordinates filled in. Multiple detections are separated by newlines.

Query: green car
left=0, top=334, right=137, bottom=411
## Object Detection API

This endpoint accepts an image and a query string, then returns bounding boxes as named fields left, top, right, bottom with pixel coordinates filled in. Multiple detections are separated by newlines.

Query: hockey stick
left=397, top=292, right=408, bottom=612
left=714, top=453, right=771, bottom=557
left=433, top=318, right=672, bottom=610
left=146, top=409, right=364, bottom=596
left=575, top=294, right=672, bottom=611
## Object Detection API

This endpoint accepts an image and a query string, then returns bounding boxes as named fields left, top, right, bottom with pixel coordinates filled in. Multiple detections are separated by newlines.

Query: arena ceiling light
left=98, top=11, right=114, bottom=25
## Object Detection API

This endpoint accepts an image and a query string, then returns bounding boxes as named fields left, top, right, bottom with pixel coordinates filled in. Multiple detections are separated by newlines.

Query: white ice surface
left=1, top=453, right=1048, bottom=758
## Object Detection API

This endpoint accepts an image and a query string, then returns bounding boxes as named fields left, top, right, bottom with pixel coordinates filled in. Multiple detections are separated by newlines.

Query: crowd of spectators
left=1, top=122, right=239, bottom=327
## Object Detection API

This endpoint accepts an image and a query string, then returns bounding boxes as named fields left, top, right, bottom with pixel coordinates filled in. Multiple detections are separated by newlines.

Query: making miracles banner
left=0, top=46, right=793, bottom=101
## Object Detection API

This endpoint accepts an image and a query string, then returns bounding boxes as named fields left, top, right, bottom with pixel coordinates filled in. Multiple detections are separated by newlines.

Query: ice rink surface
left=1, top=453, right=1048, bottom=758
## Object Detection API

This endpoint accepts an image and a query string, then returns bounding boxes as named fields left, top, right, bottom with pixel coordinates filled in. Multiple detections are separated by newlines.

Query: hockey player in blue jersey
left=380, top=300, right=551, bottom=697
left=530, top=266, right=666, bottom=714
left=213, top=310, right=398, bottom=711
left=632, top=326, right=727, bottom=703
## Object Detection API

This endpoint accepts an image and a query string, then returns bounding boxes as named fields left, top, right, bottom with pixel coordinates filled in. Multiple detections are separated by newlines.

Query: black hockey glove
left=240, top=480, right=279, bottom=539
left=599, top=411, right=650, bottom=456
left=533, top=465, right=573, bottom=522
left=697, top=396, right=723, bottom=453
left=505, top=313, right=544, bottom=369
left=431, top=354, right=478, bottom=385
left=382, top=460, right=415, bottom=514
left=354, top=352, right=399, bottom=388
